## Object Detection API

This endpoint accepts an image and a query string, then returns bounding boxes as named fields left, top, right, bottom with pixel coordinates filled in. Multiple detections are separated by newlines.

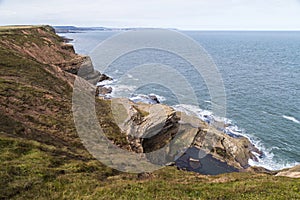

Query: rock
left=60, top=36, right=74, bottom=43
left=108, top=98, right=258, bottom=170
left=95, top=86, right=112, bottom=96
left=98, top=74, right=113, bottom=82
left=149, top=95, right=160, bottom=104
left=137, top=172, right=154, bottom=180
left=61, top=43, right=75, bottom=53
left=245, top=166, right=277, bottom=175
left=111, top=98, right=176, bottom=139
left=77, top=56, right=101, bottom=85
left=130, top=95, right=160, bottom=104
left=276, top=165, right=300, bottom=178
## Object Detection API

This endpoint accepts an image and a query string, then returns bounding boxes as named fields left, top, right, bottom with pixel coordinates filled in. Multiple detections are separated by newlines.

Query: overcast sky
left=1, top=0, right=300, bottom=30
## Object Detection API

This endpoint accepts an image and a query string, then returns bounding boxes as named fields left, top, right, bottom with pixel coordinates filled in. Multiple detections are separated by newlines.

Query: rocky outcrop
left=109, top=98, right=177, bottom=153
left=77, top=56, right=101, bottom=85
left=98, top=74, right=113, bottom=82
left=276, top=165, right=300, bottom=178
left=108, top=98, right=260, bottom=172
left=95, top=86, right=113, bottom=96
left=192, top=123, right=261, bottom=169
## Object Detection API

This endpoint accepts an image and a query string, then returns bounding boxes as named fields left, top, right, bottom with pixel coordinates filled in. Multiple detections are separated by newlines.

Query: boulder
left=276, top=165, right=300, bottom=178
left=95, top=86, right=112, bottom=96
left=149, top=95, right=160, bottom=104
left=98, top=74, right=113, bottom=82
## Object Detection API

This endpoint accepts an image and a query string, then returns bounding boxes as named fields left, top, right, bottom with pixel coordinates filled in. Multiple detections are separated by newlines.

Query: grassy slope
left=1, top=134, right=299, bottom=200
left=0, top=26, right=299, bottom=200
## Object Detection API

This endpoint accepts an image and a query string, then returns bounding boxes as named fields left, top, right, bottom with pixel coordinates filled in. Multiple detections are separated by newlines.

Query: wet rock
left=98, top=74, right=113, bottom=82
left=95, top=86, right=112, bottom=96
left=130, top=94, right=160, bottom=104
left=276, top=165, right=300, bottom=178
left=149, top=95, right=160, bottom=104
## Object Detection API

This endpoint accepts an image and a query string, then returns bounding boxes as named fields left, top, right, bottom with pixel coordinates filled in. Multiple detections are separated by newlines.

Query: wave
left=249, top=144, right=299, bottom=170
left=96, top=79, right=115, bottom=86
left=282, top=115, right=300, bottom=124
left=148, top=93, right=166, bottom=102
left=172, top=104, right=299, bottom=171
left=96, top=78, right=298, bottom=171
left=130, top=93, right=166, bottom=104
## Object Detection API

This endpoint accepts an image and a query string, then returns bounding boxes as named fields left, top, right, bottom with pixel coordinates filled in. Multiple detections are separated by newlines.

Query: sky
left=1, top=0, right=300, bottom=30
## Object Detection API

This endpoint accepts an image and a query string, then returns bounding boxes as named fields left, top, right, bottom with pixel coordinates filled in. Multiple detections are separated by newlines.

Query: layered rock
left=77, top=56, right=101, bottom=85
left=108, top=98, right=261, bottom=172
left=276, top=165, right=300, bottom=178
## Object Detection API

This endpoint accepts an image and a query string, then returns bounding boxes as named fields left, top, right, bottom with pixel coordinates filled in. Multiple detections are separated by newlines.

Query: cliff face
left=0, top=26, right=102, bottom=156
left=0, top=25, right=100, bottom=85
left=276, top=165, right=300, bottom=178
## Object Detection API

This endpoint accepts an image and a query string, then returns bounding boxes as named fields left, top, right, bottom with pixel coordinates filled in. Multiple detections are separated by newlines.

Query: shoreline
left=95, top=78, right=264, bottom=173
left=95, top=75, right=300, bottom=172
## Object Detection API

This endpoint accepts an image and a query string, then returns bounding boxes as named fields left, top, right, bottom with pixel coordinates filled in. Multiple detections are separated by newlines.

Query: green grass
left=95, top=99, right=130, bottom=148
left=133, top=105, right=150, bottom=118
left=0, top=134, right=299, bottom=199
left=0, top=134, right=120, bottom=199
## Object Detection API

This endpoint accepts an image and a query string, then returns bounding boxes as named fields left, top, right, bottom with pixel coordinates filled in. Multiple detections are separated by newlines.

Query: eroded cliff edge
left=0, top=25, right=103, bottom=156
left=0, top=25, right=100, bottom=85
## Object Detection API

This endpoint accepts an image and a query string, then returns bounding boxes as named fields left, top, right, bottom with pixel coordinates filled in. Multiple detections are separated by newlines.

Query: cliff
left=0, top=25, right=100, bottom=85
left=0, top=25, right=299, bottom=199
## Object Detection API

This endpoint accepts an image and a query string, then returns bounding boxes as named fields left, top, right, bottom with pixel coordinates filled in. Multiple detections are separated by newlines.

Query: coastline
left=65, top=29, right=299, bottom=172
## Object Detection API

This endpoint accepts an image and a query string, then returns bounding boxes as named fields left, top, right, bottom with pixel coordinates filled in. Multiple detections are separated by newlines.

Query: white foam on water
left=282, top=115, right=300, bottom=124
left=96, top=79, right=115, bottom=86
left=130, top=94, right=150, bottom=104
left=248, top=143, right=299, bottom=171
left=95, top=79, right=299, bottom=171
left=172, top=104, right=299, bottom=171
left=108, top=84, right=137, bottom=98
left=129, top=93, right=166, bottom=104
left=148, top=93, right=167, bottom=102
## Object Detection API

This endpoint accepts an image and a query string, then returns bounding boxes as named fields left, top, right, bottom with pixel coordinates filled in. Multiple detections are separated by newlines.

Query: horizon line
left=1, top=24, right=300, bottom=31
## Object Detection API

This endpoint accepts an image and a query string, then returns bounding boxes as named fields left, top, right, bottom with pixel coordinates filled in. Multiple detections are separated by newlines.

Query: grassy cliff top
left=0, top=25, right=46, bottom=29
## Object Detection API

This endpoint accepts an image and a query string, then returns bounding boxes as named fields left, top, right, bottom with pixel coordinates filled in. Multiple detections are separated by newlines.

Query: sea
left=61, top=30, right=300, bottom=171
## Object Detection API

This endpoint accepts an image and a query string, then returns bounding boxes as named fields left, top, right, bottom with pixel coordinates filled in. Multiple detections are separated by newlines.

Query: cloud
left=0, top=0, right=300, bottom=30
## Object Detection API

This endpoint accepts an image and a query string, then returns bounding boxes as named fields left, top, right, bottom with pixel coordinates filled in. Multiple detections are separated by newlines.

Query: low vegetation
left=1, top=134, right=299, bottom=199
